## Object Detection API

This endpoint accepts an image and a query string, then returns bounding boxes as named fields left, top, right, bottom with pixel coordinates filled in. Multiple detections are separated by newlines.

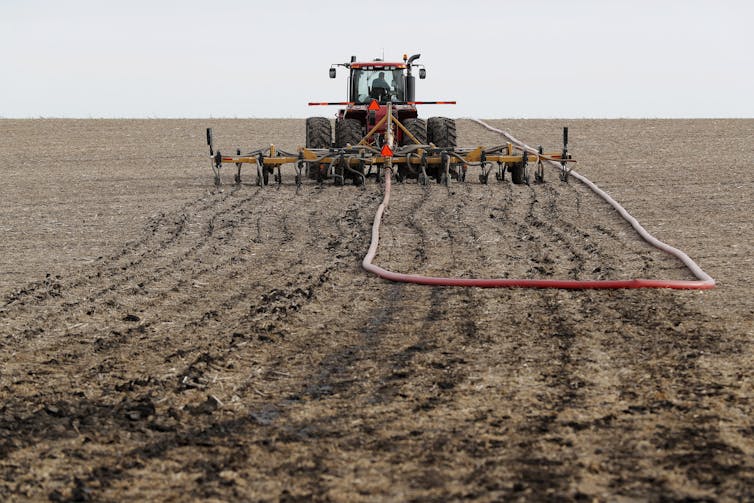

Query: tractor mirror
left=329, top=68, right=336, bottom=78
left=419, top=68, right=426, bottom=79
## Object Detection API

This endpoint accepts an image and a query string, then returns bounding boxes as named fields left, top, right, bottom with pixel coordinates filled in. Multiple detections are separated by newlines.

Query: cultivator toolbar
left=206, top=106, right=573, bottom=189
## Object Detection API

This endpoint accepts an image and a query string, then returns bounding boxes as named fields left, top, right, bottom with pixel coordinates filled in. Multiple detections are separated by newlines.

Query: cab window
left=351, top=68, right=405, bottom=103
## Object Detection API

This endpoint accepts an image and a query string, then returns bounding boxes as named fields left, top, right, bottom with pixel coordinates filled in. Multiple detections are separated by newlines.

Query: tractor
left=306, top=54, right=457, bottom=182
left=206, top=53, right=572, bottom=188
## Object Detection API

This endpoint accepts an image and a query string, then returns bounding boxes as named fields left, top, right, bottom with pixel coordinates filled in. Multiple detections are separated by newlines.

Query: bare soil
left=0, top=118, right=752, bottom=501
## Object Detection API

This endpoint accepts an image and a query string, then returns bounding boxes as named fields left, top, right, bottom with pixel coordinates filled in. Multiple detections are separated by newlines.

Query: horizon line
left=1, top=116, right=752, bottom=120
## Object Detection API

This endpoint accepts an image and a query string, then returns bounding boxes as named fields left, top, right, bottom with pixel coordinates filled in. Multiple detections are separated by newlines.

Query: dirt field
left=1, top=118, right=752, bottom=501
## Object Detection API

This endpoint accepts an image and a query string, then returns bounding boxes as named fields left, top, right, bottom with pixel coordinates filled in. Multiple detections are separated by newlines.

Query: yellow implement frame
left=206, top=110, right=573, bottom=187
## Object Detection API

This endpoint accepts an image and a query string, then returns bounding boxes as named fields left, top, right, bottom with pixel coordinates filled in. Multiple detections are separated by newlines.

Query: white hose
left=470, top=119, right=715, bottom=286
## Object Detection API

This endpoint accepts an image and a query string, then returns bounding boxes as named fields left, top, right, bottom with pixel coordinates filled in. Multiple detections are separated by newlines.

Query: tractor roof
left=350, top=62, right=407, bottom=69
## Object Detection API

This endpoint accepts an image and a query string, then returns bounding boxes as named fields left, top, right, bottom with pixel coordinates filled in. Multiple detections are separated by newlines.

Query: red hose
left=361, top=121, right=715, bottom=290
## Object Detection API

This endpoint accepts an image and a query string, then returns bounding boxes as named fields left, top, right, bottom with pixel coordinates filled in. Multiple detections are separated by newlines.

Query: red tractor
left=306, top=54, right=457, bottom=182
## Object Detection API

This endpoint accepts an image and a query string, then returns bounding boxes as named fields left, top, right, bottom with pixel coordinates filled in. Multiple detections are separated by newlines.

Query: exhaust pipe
left=405, top=54, right=421, bottom=101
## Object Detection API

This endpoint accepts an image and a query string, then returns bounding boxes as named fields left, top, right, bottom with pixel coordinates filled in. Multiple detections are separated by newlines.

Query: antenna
left=381, top=48, right=384, bottom=60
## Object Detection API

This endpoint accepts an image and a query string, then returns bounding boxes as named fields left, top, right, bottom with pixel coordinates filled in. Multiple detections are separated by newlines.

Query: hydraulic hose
left=361, top=121, right=715, bottom=290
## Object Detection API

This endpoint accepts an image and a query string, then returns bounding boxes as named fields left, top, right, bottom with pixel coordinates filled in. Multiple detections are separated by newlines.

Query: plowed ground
left=0, top=119, right=752, bottom=501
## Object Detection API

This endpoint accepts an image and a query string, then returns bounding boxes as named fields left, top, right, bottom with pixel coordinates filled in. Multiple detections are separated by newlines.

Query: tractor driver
left=370, top=72, right=392, bottom=101
left=372, top=72, right=390, bottom=90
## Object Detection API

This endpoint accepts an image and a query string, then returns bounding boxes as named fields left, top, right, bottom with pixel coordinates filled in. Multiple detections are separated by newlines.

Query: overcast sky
left=1, top=0, right=752, bottom=118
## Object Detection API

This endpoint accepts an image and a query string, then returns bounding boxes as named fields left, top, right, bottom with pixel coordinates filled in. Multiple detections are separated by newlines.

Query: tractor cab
left=327, top=54, right=425, bottom=106
left=350, top=64, right=407, bottom=104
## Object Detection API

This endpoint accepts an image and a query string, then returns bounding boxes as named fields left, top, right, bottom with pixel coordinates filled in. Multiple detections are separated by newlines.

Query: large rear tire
left=306, top=117, right=331, bottom=179
left=336, top=119, right=366, bottom=185
left=398, top=118, right=427, bottom=181
left=400, top=118, right=427, bottom=146
left=335, top=118, right=363, bottom=148
left=427, top=117, right=457, bottom=182
left=427, top=117, right=457, bottom=148
left=306, top=117, right=331, bottom=148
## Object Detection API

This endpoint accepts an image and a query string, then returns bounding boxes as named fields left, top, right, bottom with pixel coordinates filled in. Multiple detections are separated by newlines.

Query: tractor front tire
left=306, top=117, right=332, bottom=179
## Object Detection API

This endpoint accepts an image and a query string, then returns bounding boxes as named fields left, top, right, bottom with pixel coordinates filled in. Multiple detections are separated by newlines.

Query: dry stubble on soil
left=0, top=118, right=753, bottom=501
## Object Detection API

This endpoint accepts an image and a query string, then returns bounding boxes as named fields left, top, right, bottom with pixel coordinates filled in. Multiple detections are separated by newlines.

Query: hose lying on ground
left=361, top=120, right=715, bottom=290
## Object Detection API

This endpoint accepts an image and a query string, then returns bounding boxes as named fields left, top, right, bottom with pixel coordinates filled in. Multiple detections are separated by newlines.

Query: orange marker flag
left=381, top=144, right=394, bottom=157
left=368, top=99, right=380, bottom=111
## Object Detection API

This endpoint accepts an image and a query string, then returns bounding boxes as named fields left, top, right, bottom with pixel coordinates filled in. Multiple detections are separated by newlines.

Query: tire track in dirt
left=467, top=180, right=592, bottom=496
left=0, top=185, right=353, bottom=464
left=0, top=187, right=267, bottom=367
left=79, top=188, right=305, bottom=365
left=532, top=183, right=599, bottom=278
left=457, top=172, right=749, bottom=498
left=301, top=282, right=406, bottom=400
left=503, top=289, right=586, bottom=496
left=470, top=173, right=728, bottom=498
left=94, top=184, right=341, bottom=360
left=577, top=290, right=750, bottom=497
left=64, top=185, right=475, bottom=500
left=422, top=176, right=616, bottom=497
left=366, top=286, right=449, bottom=405
left=402, top=183, right=432, bottom=265
left=481, top=180, right=581, bottom=281
left=536, top=180, right=685, bottom=281
left=260, top=182, right=485, bottom=497
left=269, top=184, right=464, bottom=477
left=456, top=162, right=744, bottom=496
left=8, top=185, right=387, bottom=500
left=327, top=187, right=511, bottom=498
left=457, top=180, right=513, bottom=272
left=0, top=189, right=241, bottom=334
left=1, top=188, right=233, bottom=310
